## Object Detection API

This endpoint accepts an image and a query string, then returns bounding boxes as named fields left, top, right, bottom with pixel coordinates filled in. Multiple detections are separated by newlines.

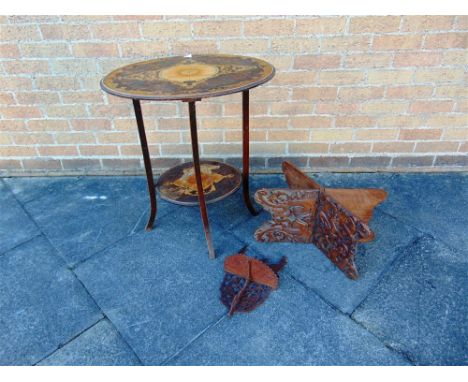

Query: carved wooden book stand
left=254, top=161, right=387, bottom=280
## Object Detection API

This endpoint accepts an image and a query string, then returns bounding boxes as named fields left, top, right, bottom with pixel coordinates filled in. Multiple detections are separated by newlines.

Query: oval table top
left=100, top=54, right=275, bottom=101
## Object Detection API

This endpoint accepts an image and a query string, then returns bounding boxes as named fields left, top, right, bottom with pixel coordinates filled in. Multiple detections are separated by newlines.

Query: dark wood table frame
left=132, top=90, right=258, bottom=259
left=101, top=54, right=275, bottom=259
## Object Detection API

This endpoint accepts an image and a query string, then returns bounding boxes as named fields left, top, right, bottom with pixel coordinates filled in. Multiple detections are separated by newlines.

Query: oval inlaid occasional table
left=100, top=54, right=275, bottom=259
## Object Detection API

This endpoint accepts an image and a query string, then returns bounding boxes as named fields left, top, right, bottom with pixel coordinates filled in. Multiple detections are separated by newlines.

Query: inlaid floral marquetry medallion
left=156, top=160, right=242, bottom=205
left=158, top=63, right=221, bottom=85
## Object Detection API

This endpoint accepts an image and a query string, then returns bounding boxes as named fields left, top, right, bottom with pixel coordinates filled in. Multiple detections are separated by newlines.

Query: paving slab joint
left=377, top=208, right=462, bottom=254
left=32, top=317, right=106, bottom=366
left=286, top=273, right=347, bottom=315
left=98, top=316, right=145, bottom=366
left=161, top=314, right=227, bottom=366
left=350, top=234, right=427, bottom=317
left=0, top=233, right=42, bottom=258
left=288, top=271, right=415, bottom=365
left=349, top=317, right=416, bottom=365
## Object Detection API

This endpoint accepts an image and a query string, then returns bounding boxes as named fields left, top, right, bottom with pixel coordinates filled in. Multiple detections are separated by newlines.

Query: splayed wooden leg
left=133, top=99, right=157, bottom=230
left=242, top=90, right=260, bottom=216
left=188, top=100, right=216, bottom=259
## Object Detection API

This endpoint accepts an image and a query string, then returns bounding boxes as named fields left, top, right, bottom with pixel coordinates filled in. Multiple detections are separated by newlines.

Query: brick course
left=0, top=15, right=467, bottom=175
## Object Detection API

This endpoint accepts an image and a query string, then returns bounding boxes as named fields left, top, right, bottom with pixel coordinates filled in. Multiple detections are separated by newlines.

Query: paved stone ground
left=0, top=172, right=467, bottom=366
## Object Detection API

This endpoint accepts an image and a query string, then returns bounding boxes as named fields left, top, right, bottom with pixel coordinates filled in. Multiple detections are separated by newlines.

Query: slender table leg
left=188, top=101, right=216, bottom=259
left=132, top=99, right=157, bottom=230
left=242, top=90, right=260, bottom=216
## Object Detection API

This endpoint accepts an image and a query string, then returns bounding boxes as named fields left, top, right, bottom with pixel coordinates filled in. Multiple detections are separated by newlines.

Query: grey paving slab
left=251, top=173, right=288, bottom=190
left=353, top=235, right=468, bottom=365
left=311, top=171, right=396, bottom=190
left=38, top=319, right=141, bottom=366
left=3, top=176, right=81, bottom=204
left=167, top=275, right=409, bottom=365
left=0, top=236, right=102, bottom=365
left=21, top=176, right=173, bottom=266
left=75, top=212, right=244, bottom=365
left=378, top=173, right=468, bottom=252
left=1, top=172, right=466, bottom=366
left=0, top=180, right=39, bottom=254
left=230, top=203, right=422, bottom=314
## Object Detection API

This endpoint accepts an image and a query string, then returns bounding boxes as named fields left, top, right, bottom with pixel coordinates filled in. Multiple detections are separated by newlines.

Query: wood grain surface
left=101, top=54, right=275, bottom=101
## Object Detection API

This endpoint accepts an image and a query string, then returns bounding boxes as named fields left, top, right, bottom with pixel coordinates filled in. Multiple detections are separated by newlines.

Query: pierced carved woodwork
left=282, top=161, right=387, bottom=228
left=220, top=247, right=287, bottom=317
left=254, top=161, right=387, bottom=280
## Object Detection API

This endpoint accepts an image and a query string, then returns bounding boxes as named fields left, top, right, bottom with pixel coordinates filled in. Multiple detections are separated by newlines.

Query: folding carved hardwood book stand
left=254, top=161, right=388, bottom=280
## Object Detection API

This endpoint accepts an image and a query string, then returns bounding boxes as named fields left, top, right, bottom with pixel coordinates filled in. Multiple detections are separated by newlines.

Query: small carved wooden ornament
left=220, top=247, right=287, bottom=317
left=254, top=161, right=387, bottom=280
